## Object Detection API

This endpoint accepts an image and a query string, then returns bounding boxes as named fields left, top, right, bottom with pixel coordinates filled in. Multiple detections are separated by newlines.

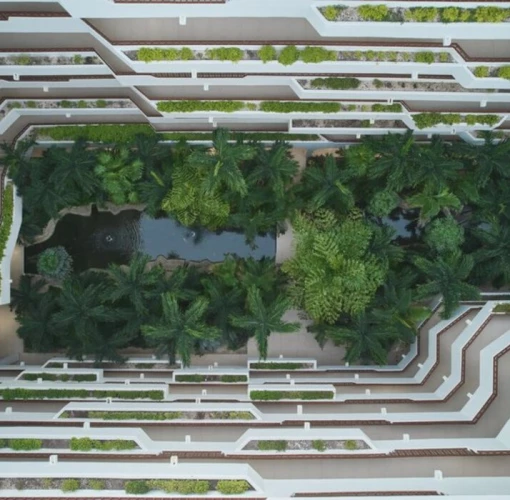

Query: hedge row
left=86, top=411, right=182, bottom=420
left=372, top=103, right=403, bottom=112
left=0, top=184, right=14, bottom=295
left=260, top=101, right=340, bottom=113
left=175, top=374, right=248, bottom=383
left=22, top=373, right=97, bottom=382
left=322, top=4, right=510, bottom=23
left=310, top=77, right=361, bottom=90
left=250, top=390, right=334, bottom=400
left=69, top=437, right=137, bottom=451
left=125, top=479, right=250, bottom=495
left=35, top=125, right=319, bottom=143
left=493, top=303, right=510, bottom=313
left=0, top=438, right=42, bottom=451
left=250, top=362, right=308, bottom=369
left=413, top=113, right=500, bottom=129
left=157, top=100, right=245, bottom=113
left=0, top=388, right=164, bottom=400
left=137, top=47, right=194, bottom=62
left=257, top=440, right=287, bottom=451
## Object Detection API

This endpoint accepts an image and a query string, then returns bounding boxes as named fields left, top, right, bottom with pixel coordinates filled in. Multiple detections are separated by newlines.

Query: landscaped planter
left=60, top=410, right=256, bottom=420
left=243, top=439, right=369, bottom=452
left=1, top=99, right=134, bottom=117
left=174, top=374, right=248, bottom=383
left=0, top=53, right=103, bottom=66
left=19, top=373, right=97, bottom=382
left=472, top=65, right=510, bottom=79
left=249, top=390, right=335, bottom=401
left=292, top=119, right=407, bottom=129
left=249, top=361, right=316, bottom=370
left=0, top=437, right=138, bottom=452
left=44, top=360, right=181, bottom=370
left=0, top=388, right=164, bottom=401
left=0, top=184, right=14, bottom=298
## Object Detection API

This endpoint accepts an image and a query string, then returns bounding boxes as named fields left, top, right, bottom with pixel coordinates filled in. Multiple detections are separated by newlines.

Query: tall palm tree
left=95, top=147, right=143, bottom=205
left=324, top=312, right=395, bottom=365
left=1, top=139, right=35, bottom=190
left=187, top=128, right=256, bottom=197
left=138, top=168, right=173, bottom=217
left=142, top=294, right=218, bottom=366
left=368, top=131, right=417, bottom=191
left=10, top=275, right=46, bottom=314
left=413, top=251, right=479, bottom=318
left=106, top=253, right=164, bottom=315
left=410, top=136, right=462, bottom=193
left=133, top=133, right=167, bottom=170
left=299, top=154, right=354, bottom=213
left=47, top=140, right=99, bottom=200
left=458, top=131, right=510, bottom=187
left=407, top=189, right=462, bottom=224
left=472, top=218, right=510, bottom=287
left=230, top=287, right=299, bottom=360
left=247, top=142, right=298, bottom=197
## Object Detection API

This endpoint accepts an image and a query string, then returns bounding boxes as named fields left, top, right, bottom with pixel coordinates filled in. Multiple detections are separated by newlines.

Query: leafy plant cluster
left=175, top=374, right=247, bottom=382
left=36, top=246, right=73, bottom=281
left=310, top=77, right=360, bottom=90
left=0, top=388, right=163, bottom=400
left=157, top=100, right=245, bottom=113
left=124, top=479, right=250, bottom=495
left=69, top=437, right=137, bottom=451
left=0, top=184, right=14, bottom=295
left=322, top=4, right=510, bottom=23
left=413, top=113, right=500, bottom=129
left=0, top=438, right=42, bottom=450
left=493, top=303, right=510, bottom=313
left=137, top=47, right=194, bottom=62
left=86, top=411, right=183, bottom=420
left=250, top=362, right=307, bottom=369
left=34, top=125, right=318, bottom=143
left=21, top=372, right=96, bottom=382
left=250, top=390, right=334, bottom=400
left=257, top=440, right=287, bottom=451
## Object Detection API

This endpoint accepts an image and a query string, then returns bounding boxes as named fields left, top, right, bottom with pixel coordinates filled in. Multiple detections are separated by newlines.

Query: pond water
left=25, top=207, right=276, bottom=273
left=381, top=209, right=422, bottom=242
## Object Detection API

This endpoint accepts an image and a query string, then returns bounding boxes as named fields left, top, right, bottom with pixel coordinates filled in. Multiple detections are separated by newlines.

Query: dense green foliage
left=6, top=438, right=42, bottom=451
left=216, top=480, right=250, bottom=495
left=310, top=77, right=361, bottom=90
left=251, top=362, right=307, bottom=370
left=175, top=374, right=247, bottom=382
left=157, top=100, right=245, bottom=113
left=22, top=372, right=96, bottom=382
left=69, top=437, right=137, bottom=451
left=36, top=246, right=73, bottom=281
left=125, top=480, right=150, bottom=495
left=250, top=390, right=335, bottom=400
left=413, top=113, right=500, bottom=129
left=0, top=184, right=14, bottom=294
left=0, top=388, right=164, bottom=400
left=257, top=440, right=287, bottom=451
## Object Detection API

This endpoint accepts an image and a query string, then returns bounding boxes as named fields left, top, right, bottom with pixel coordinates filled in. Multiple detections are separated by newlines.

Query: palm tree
left=472, top=219, right=510, bottom=287
left=138, top=168, right=173, bottom=217
left=410, top=136, right=462, bottom=193
left=1, top=139, right=35, bottom=190
left=324, top=312, right=395, bottom=365
left=95, top=147, right=143, bottom=205
left=16, top=291, right=61, bottom=352
left=230, top=287, right=299, bottom=360
left=201, top=276, right=246, bottom=350
left=106, top=253, right=164, bottom=315
left=47, top=140, right=99, bottom=200
left=10, top=275, right=46, bottom=313
left=142, top=294, right=219, bottom=366
left=133, top=133, right=167, bottom=170
left=413, top=251, right=479, bottom=319
left=407, top=189, right=462, bottom=224
left=299, top=154, right=354, bottom=213
left=368, top=224, right=404, bottom=269
left=458, top=131, right=510, bottom=187
left=368, top=131, right=417, bottom=191
left=247, top=142, right=298, bottom=197
left=187, top=128, right=256, bottom=197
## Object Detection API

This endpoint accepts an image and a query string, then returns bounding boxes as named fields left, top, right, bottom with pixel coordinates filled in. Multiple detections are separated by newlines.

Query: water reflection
left=25, top=207, right=276, bottom=272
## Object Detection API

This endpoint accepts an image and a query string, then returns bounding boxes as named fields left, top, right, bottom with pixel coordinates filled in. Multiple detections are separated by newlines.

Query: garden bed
left=250, top=390, right=334, bottom=400
left=0, top=54, right=103, bottom=66
left=175, top=374, right=248, bottom=383
left=250, top=362, right=315, bottom=370
left=293, top=119, right=407, bottom=129
left=0, top=437, right=138, bottom=452
left=0, top=388, right=164, bottom=400
left=2, top=99, right=134, bottom=115
left=21, top=373, right=97, bottom=382
left=60, top=410, right=255, bottom=420
left=46, top=361, right=178, bottom=370
left=243, top=439, right=368, bottom=452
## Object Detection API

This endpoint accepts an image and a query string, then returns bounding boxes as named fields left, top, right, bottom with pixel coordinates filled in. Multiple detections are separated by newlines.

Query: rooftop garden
left=5, top=129, right=510, bottom=366
left=321, top=5, right=510, bottom=23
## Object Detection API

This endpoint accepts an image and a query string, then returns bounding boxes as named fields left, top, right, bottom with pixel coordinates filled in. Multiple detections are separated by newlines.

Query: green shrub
left=37, top=246, right=73, bottom=281
left=493, top=303, right=510, bottom=313
left=368, top=190, right=399, bottom=217
left=87, top=411, right=182, bottom=420
left=73, top=54, right=84, bottom=64
left=357, top=4, right=389, bottom=21
left=259, top=101, right=340, bottom=113
left=312, top=440, right=326, bottom=452
left=386, top=51, right=398, bottom=62
left=439, top=52, right=450, bottom=63
left=250, top=390, right=334, bottom=400
left=95, top=99, right=107, bottom=108
left=365, top=50, right=376, bottom=61
left=26, top=100, right=37, bottom=108
left=179, top=47, right=194, bottom=60
left=372, top=103, right=402, bottom=112
left=205, top=47, right=244, bottom=62
left=473, top=6, right=508, bottom=23
left=59, top=100, right=73, bottom=108
left=405, top=7, right=438, bottom=22
left=14, top=54, right=31, bottom=65
left=148, top=480, right=210, bottom=495
left=7, top=102, right=22, bottom=109
left=157, top=100, right=245, bottom=113
left=425, top=216, right=464, bottom=253
left=498, top=66, right=510, bottom=79
left=373, top=79, right=384, bottom=89
left=22, top=373, right=96, bottom=382
left=414, top=51, right=435, bottom=64
left=0, top=388, right=164, bottom=400
left=70, top=437, right=137, bottom=451
left=413, top=113, right=461, bottom=129
left=175, top=374, right=205, bottom=382
left=258, top=45, right=277, bottom=63
left=310, top=77, right=360, bottom=90
left=440, top=7, right=460, bottom=23
left=8, top=438, right=42, bottom=451
left=224, top=411, right=254, bottom=420
left=77, top=100, right=88, bottom=108
left=474, top=66, right=490, bottom=78
left=41, top=478, right=53, bottom=489
left=251, top=362, right=306, bottom=369
left=344, top=440, right=358, bottom=450
left=300, top=46, right=336, bottom=63
left=89, top=479, right=105, bottom=490
left=137, top=47, right=195, bottom=62
left=220, top=375, right=247, bottom=383
left=465, top=114, right=500, bottom=126
left=0, top=183, right=14, bottom=295
left=216, top=480, right=250, bottom=495
left=257, top=440, right=287, bottom=451
left=278, top=45, right=300, bottom=66
left=322, top=5, right=343, bottom=21
left=61, top=479, right=80, bottom=493
left=125, top=480, right=149, bottom=495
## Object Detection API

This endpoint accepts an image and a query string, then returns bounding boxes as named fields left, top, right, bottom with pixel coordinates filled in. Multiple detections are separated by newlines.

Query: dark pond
left=25, top=207, right=276, bottom=273
left=381, top=209, right=422, bottom=242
